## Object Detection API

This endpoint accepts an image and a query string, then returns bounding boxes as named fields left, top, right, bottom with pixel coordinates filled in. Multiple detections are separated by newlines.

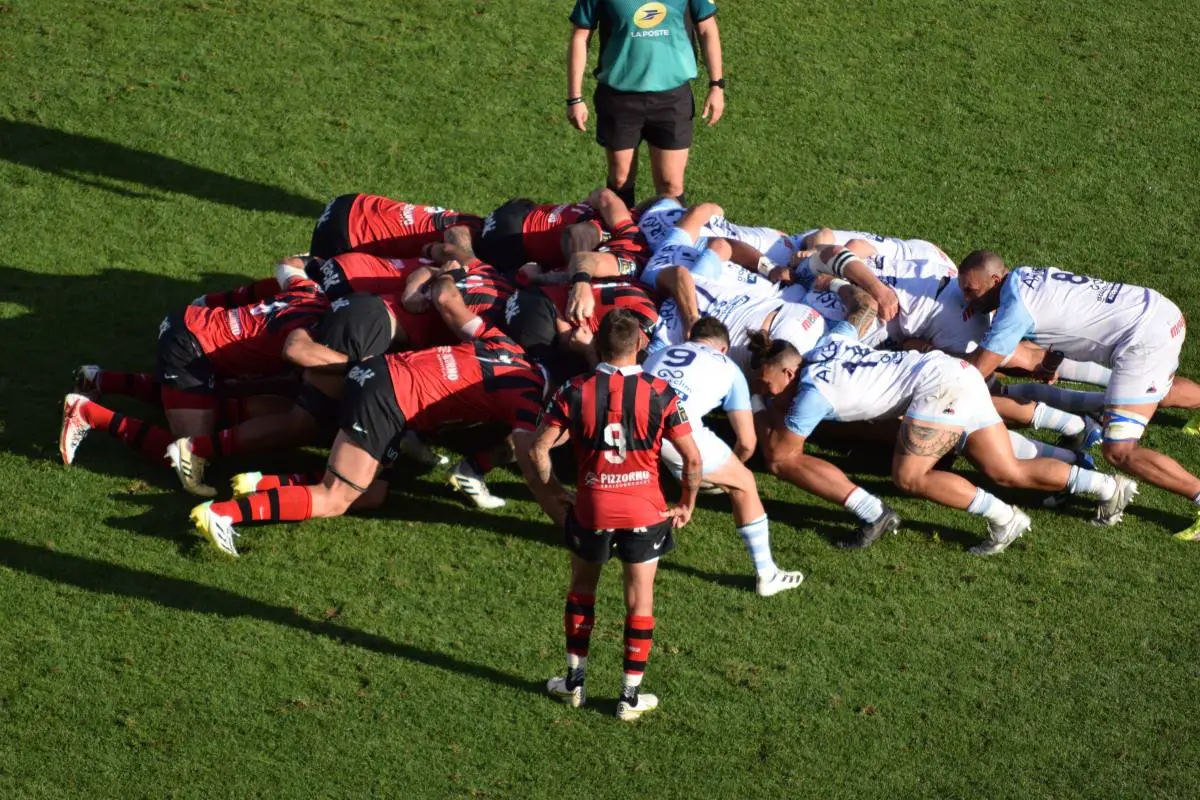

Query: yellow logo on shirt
left=633, top=1, right=668, bottom=29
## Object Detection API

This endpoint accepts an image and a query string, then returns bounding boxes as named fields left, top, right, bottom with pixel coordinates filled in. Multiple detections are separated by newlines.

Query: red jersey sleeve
left=540, top=381, right=575, bottom=430
left=660, top=386, right=692, bottom=441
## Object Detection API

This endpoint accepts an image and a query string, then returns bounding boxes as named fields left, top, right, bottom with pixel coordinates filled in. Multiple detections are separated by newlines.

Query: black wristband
left=709, top=78, right=726, bottom=89
left=566, top=96, right=584, bottom=106
left=570, top=272, right=592, bottom=285
left=444, top=268, right=468, bottom=284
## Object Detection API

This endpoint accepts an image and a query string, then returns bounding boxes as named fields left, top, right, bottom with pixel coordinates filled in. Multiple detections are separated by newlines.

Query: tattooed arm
left=838, top=280, right=880, bottom=340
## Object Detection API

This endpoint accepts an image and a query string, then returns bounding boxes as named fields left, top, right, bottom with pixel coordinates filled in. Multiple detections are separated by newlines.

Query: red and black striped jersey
left=377, top=262, right=517, bottom=351
left=346, top=194, right=483, bottom=258
left=185, top=279, right=329, bottom=378
left=597, top=220, right=652, bottom=275
left=542, top=363, right=691, bottom=529
left=522, top=203, right=598, bottom=267
left=540, top=282, right=659, bottom=335
left=386, top=326, right=546, bottom=434
left=308, top=252, right=425, bottom=299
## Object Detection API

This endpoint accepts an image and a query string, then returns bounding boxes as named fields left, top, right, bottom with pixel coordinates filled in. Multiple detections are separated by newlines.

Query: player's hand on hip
left=872, top=284, right=901, bottom=321
left=567, top=102, right=589, bottom=131
left=702, top=88, right=724, bottom=126
left=566, top=282, right=595, bottom=325
left=661, top=503, right=693, bottom=529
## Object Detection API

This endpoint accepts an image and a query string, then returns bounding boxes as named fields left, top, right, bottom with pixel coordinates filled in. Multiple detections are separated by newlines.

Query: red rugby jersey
left=522, top=202, right=598, bottom=267
left=597, top=221, right=652, bottom=275
left=347, top=194, right=483, bottom=258
left=542, top=363, right=691, bottom=529
left=539, top=283, right=658, bottom=335
left=309, top=252, right=425, bottom=299
left=379, top=263, right=517, bottom=350
left=185, top=279, right=329, bottom=377
left=385, top=327, right=545, bottom=433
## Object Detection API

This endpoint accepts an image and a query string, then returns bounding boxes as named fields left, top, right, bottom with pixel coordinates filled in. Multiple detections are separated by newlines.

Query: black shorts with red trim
left=594, top=82, right=694, bottom=152
left=310, top=194, right=356, bottom=259
left=565, top=513, right=674, bottom=565
left=155, top=310, right=215, bottom=394
left=476, top=198, right=535, bottom=274
left=338, top=357, right=407, bottom=462
left=315, top=293, right=394, bottom=361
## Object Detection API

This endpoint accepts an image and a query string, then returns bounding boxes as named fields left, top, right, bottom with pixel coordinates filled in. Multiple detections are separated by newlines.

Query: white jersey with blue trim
left=643, top=342, right=752, bottom=424
left=637, top=198, right=793, bottom=263
left=980, top=266, right=1161, bottom=364
left=792, top=229, right=953, bottom=265
left=652, top=268, right=825, bottom=371
left=785, top=328, right=959, bottom=437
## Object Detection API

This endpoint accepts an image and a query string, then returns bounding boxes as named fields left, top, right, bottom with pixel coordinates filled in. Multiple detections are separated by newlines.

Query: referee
left=566, top=0, right=724, bottom=207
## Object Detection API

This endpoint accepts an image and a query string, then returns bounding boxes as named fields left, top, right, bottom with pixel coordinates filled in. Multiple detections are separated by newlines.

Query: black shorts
left=295, top=379, right=341, bottom=428
left=315, top=293, right=394, bottom=361
left=565, top=514, right=675, bottom=565
left=155, top=311, right=215, bottom=394
left=502, top=288, right=560, bottom=363
left=338, top=357, right=407, bottom=462
left=594, top=83, right=694, bottom=152
left=476, top=198, right=535, bottom=274
left=309, top=194, right=356, bottom=259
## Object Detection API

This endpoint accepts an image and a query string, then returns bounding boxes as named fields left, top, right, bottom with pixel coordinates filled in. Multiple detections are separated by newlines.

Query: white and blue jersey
left=644, top=342, right=751, bottom=423
left=791, top=229, right=953, bottom=266
left=638, top=197, right=794, bottom=264
left=980, top=267, right=1162, bottom=364
left=784, top=323, right=1000, bottom=437
left=643, top=341, right=751, bottom=474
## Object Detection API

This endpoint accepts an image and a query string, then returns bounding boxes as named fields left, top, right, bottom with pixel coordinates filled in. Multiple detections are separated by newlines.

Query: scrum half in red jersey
left=185, top=279, right=329, bottom=377
left=310, top=193, right=483, bottom=260
left=542, top=363, right=691, bottom=529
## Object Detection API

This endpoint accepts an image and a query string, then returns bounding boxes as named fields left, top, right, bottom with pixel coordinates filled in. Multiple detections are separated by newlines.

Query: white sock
left=1058, top=359, right=1112, bottom=387
left=1192, top=491, right=1200, bottom=507
left=1066, top=465, right=1117, bottom=501
left=1007, top=431, right=1077, bottom=463
left=1031, top=402, right=1085, bottom=436
left=737, top=515, right=777, bottom=578
left=843, top=487, right=884, bottom=524
left=966, top=488, right=1016, bottom=526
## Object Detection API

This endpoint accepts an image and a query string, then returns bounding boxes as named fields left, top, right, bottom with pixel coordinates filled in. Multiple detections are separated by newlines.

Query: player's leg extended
left=1102, top=402, right=1200, bottom=499
left=1162, top=376, right=1200, bottom=409
left=701, top=453, right=803, bottom=596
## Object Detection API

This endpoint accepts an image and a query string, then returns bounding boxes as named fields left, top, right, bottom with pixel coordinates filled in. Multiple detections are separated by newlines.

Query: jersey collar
left=596, top=362, right=643, bottom=376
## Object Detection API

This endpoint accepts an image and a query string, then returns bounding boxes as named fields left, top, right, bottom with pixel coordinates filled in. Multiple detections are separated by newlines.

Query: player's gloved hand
left=871, top=283, right=901, bottom=322
left=661, top=503, right=693, bottom=529
left=566, top=281, right=595, bottom=325
left=567, top=101, right=589, bottom=132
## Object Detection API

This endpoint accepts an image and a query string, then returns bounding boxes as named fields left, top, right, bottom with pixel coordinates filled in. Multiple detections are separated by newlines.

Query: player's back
left=1004, top=267, right=1159, bottom=362
left=556, top=365, right=681, bottom=529
left=801, top=332, right=940, bottom=422
left=187, top=282, right=327, bottom=376
left=308, top=252, right=425, bottom=299
left=388, top=331, right=543, bottom=432
left=643, top=342, right=740, bottom=421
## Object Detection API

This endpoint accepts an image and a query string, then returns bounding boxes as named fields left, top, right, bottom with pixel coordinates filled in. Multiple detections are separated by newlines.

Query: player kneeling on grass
left=752, top=322, right=1138, bottom=554
left=643, top=317, right=804, bottom=596
left=190, top=274, right=566, bottom=557
left=528, top=309, right=700, bottom=721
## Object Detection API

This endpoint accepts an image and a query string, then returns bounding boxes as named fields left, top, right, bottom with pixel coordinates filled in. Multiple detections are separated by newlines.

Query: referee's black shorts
left=594, top=82, right=694, bottom=152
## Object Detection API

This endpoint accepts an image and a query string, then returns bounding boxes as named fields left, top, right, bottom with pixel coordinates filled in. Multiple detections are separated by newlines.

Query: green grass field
left=2, top=1, right=1199, bottom=797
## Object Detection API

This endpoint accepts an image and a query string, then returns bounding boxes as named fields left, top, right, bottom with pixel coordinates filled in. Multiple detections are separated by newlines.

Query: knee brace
left=1102, top=409, right=1150, bottom=442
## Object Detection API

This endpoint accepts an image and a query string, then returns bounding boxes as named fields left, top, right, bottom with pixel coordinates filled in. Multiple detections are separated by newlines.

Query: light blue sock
left=1058, top=360, right=1112, bottom=387
left=966, top=488, right=1015, bottom=526
left=1031, top=402, right=1085, bottom=436
left=1067, top=465, right=1116, bottom=501
left=1007, top=431, right=1075, bottom=463
left=843, top=487, right=884, bottom=524
left=737, top=515, right=776, bottom=577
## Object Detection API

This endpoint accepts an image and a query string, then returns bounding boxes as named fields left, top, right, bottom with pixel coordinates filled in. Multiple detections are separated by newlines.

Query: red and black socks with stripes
left=621, top=614, right=655, bottom=702
left=563, top=592, right=595, bottom=690
left=79, top=401, right=173, bottom=463
left=209, top=486, right=313, bottom=526
left=94, top=371, right=160, bottom=403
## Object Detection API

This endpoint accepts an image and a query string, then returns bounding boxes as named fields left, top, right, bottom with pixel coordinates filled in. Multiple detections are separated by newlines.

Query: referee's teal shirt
left=570, top=0, right=717, bottom=93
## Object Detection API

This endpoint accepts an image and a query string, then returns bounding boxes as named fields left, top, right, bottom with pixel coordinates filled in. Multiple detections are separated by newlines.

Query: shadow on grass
left=0, top=120, right=324, bottom=218
left=0, top=537, right=555, bottom=702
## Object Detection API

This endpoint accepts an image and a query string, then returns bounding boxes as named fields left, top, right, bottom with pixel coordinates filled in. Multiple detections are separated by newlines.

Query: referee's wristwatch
left=709, top=78, right=726, bottom=89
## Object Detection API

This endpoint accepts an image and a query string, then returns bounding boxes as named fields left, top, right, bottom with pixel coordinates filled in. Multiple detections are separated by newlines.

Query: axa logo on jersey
left=632, top=2, right=669, bottom=36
